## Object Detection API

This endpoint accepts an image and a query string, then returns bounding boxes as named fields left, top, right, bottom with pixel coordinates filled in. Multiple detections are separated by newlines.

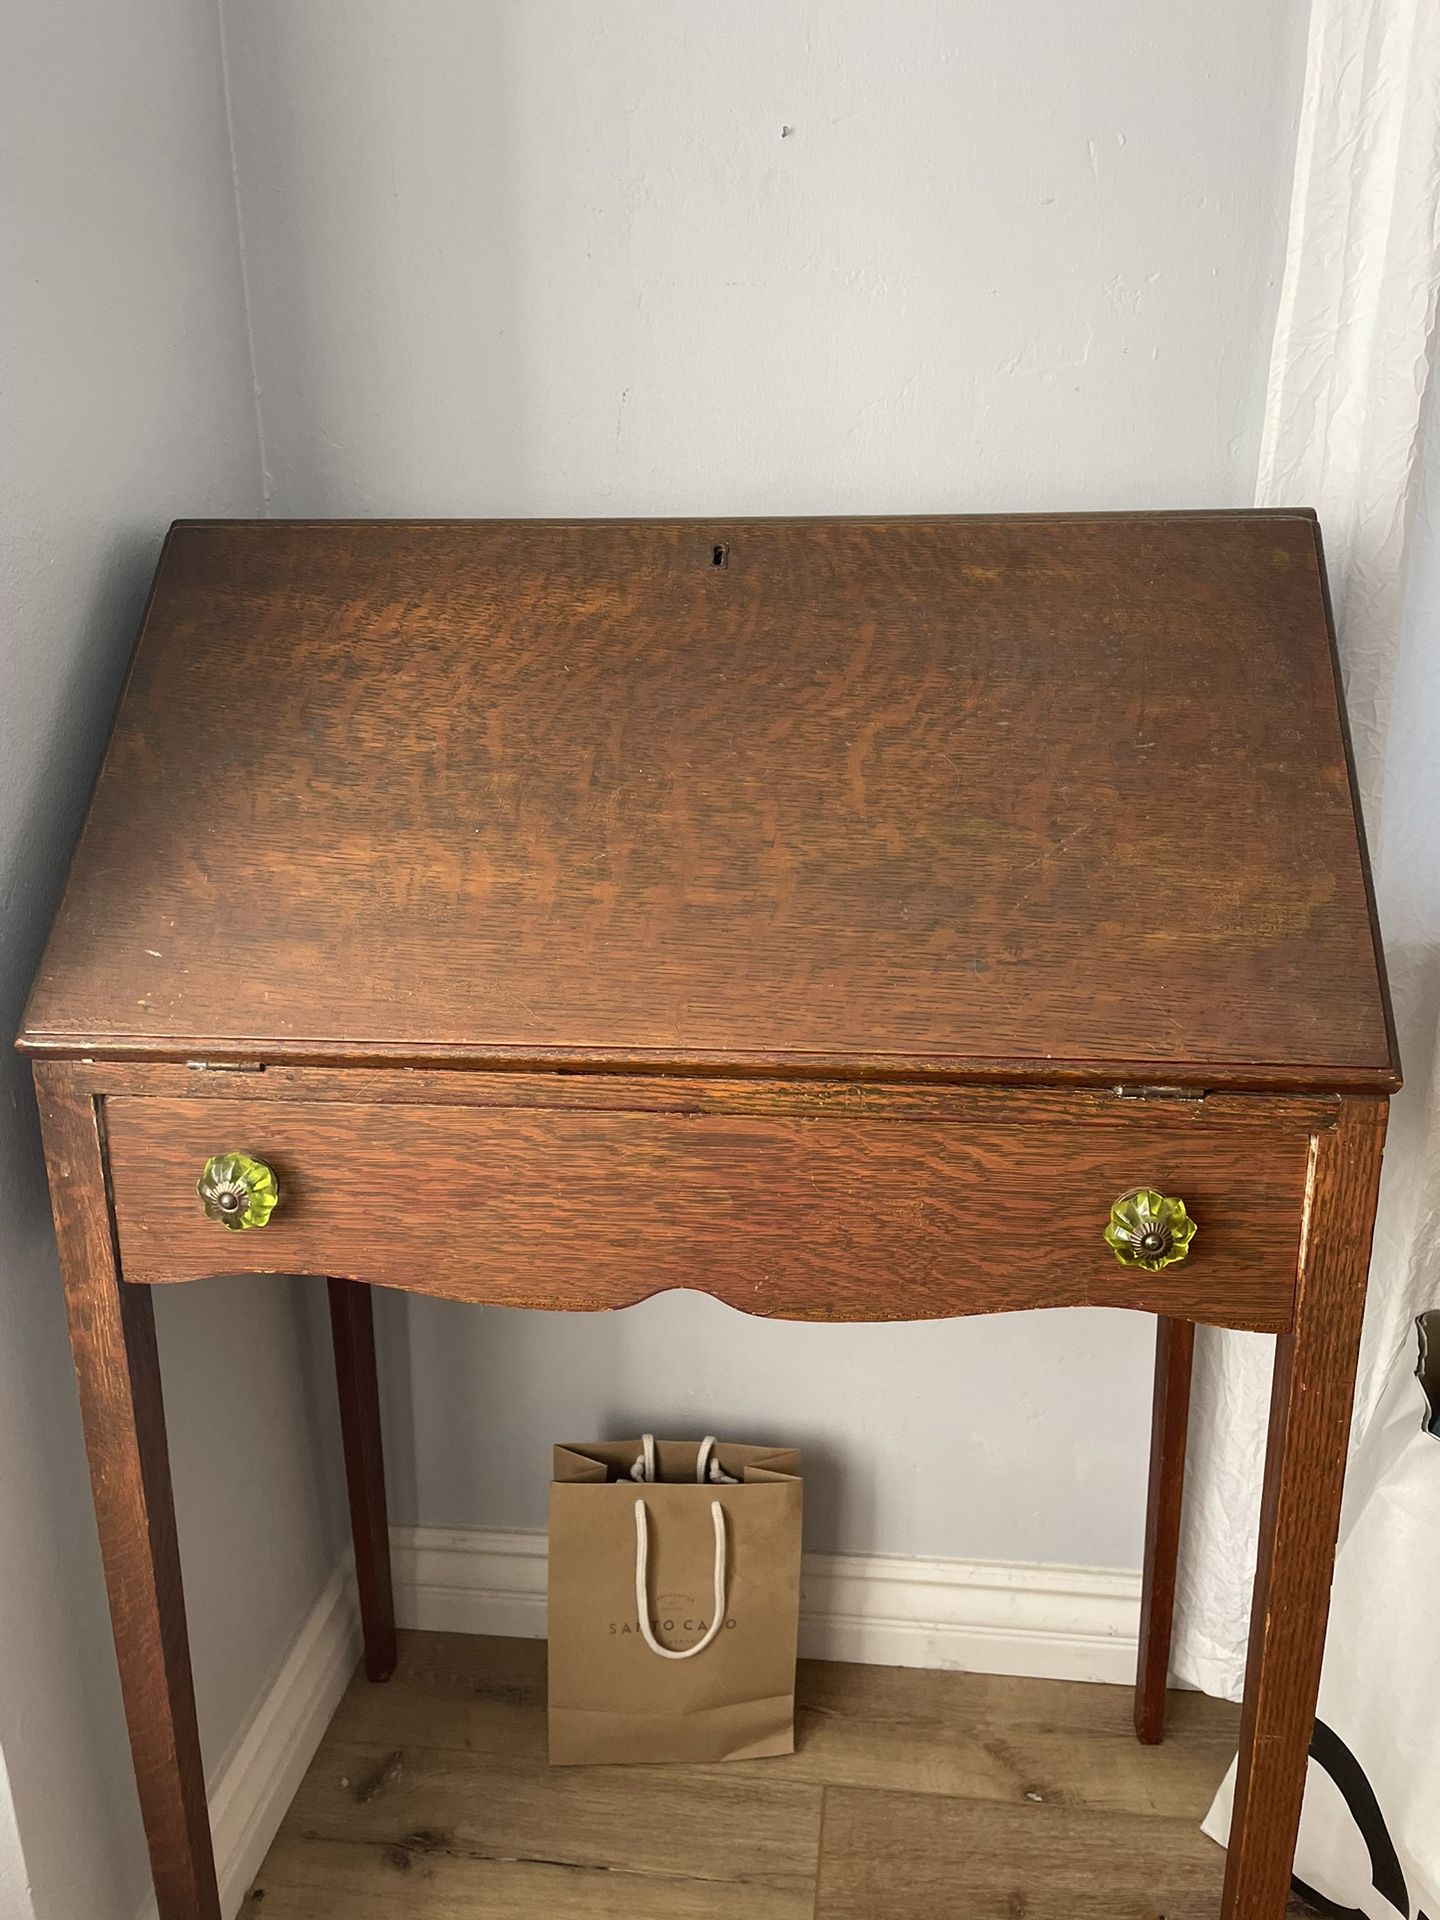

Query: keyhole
left=711, top=543, right=729, bottom=569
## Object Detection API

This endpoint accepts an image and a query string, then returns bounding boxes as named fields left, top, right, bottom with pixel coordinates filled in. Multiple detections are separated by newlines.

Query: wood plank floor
left=245, top=1632, right=1315, bottom=1919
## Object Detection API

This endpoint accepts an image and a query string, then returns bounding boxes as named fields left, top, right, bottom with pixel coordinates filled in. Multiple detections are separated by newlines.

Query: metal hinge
left=185, top=1060, right=266, bottom=1073
left=1112, top=1084, right=1207, bottom=1103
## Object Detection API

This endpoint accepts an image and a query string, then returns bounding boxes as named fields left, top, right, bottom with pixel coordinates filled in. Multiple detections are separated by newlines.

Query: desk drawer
left=103, top=1092, right=1317, bottom=1330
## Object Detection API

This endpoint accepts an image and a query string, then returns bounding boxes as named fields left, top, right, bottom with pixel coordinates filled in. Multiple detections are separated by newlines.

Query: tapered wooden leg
left=1222, top=1098, right=1387, bottom=1920
left=327, top=1278, right=397, bottom=1682
left=36, top=1065, right=220, bottom=1920
left=1135, top=1315, right=1195, bottom=1743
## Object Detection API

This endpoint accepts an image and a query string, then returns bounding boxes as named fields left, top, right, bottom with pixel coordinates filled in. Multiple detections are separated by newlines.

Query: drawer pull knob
left=197, top=1153, right=279, bottom=1231
left=1105, top=1188, right=1196, bottom=1271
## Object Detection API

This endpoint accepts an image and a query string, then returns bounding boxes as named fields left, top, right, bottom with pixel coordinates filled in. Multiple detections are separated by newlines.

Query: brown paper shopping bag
left=547, top=1435, right=803, bottom=1765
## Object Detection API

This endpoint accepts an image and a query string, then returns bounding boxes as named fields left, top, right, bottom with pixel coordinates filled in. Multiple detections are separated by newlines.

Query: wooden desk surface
left=20, top=512, right=1394, bottom=1091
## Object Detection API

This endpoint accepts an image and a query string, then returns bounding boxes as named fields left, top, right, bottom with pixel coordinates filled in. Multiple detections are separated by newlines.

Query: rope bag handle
left=626, top=1433, right=739, bottom=1485
left=633, top=1497, right=727, bottom=1661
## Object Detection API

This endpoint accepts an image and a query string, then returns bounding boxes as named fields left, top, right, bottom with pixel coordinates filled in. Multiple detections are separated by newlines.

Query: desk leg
left=1135, top=1315, right=1195, bottom=1744
left=1221, top=1097, right=1386, bottom=1920
left=36, top=1066, right=220, bottom=1920
left=327, top=1279, right=397, bottom=1682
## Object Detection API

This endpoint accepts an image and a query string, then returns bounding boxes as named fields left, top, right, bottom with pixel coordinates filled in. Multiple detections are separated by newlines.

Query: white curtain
left=1173, top=0, right=1440, bottom=1702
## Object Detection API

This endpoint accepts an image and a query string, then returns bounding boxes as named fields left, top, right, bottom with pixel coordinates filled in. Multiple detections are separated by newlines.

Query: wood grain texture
left=19, top=513, right=1395, bottom=1091
left=1222, top=1095, right=1388, bottom=1919
left=103, top=1093, right=1314, bottom=1330
left=1134, top=1315, right=1196, bottom=1744
left=816, top=1784, right=1226, bottom=1919
left=282, top=1741, right=822, bottom=1899
left=32, top=1062, right=220, bottom=1920
left=248, top=1632, right=1316, bottom=1920
left=322, top=1631, right=1244, bottom=1819
left=328, top=1279, right=397, bottom=1683
left=247, top=1838, right=813, bottom=1920
left=251, top=1635, right=821, bottom=1920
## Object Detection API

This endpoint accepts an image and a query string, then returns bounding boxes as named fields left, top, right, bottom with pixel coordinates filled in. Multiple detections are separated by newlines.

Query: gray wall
left=218, top=0, right=1311, bottom=1567
left=0, top=3, right=344, bottom=1914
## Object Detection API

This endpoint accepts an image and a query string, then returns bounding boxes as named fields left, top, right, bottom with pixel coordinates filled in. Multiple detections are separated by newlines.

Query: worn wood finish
left=104, top=1093, right=1312, bottom=1330
left=246, top=1632, right=1314, bottom=1920
left=1222, top=1096, right=1388, bottom=1919
left=32, top=1062, right=220, bottom=1920
left=327, top=1279, right=397, bottom=1683
left=20, top=514, right=1395, bottom=1092
left=1135, top=1315, right=1196, bottom=1744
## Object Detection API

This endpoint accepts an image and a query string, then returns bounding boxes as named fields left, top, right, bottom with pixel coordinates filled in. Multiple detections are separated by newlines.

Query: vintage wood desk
left=19, top=514, right=1397, bottom=1919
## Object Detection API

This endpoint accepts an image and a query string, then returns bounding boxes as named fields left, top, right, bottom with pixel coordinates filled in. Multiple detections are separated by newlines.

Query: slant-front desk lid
left=19, top=514, right=1396, bottom=1091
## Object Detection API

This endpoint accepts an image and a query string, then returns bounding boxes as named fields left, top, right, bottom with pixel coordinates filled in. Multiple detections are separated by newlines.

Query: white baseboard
left=391, top=1525, right=1142, bottom=1686
left=137, top=1563, right=362, bottom=1920
left=797, top=1549, right=1142, bottom=1682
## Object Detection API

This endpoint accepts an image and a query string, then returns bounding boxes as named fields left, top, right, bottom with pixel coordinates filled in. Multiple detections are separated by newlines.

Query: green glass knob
left=1105, top=1188, right=1196, bottom=1271
left=197, top=1153, right=279, bottom=1231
